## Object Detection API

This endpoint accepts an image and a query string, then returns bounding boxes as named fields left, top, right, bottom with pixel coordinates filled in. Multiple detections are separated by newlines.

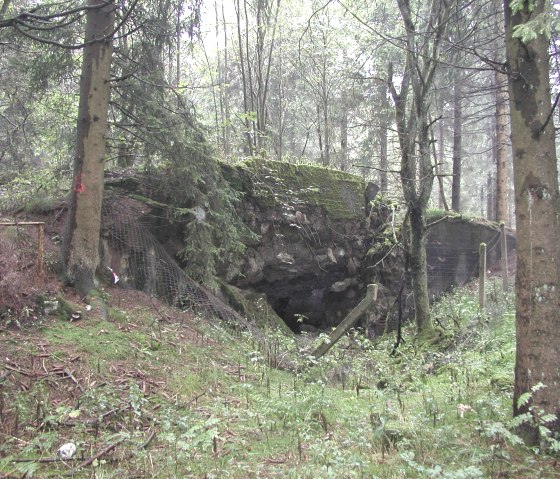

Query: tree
left=494, top=67, right=509, bottom=223
left=451, top=68, right=463, bottom=212
left=377, top=76, right=390, bottom=193
left=233, top=0, right=281, bottom=156
left=0, top=1, right=110, bottom=180
left=389, top=0, right=452, bottom=334
left=494, top=5, right=510, bottom=224
left=504, top=0, right=560, bottom=443
left=61, top=0, right=115, bottom=295
left=298, top=5, right=337, bottom=166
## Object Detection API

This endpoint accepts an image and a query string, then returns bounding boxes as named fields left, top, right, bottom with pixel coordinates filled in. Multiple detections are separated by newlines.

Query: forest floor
left=0, top=214, right=559, bottom=478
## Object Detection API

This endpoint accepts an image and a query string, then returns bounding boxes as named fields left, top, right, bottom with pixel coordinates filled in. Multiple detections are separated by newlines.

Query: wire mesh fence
left=102, top=196, right=255, bottom=333
left=0, top=223, right=40, bottom=313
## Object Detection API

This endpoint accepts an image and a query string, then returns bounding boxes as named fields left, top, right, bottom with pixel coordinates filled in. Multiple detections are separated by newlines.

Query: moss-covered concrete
left=223, top=159, right=366, bottom=221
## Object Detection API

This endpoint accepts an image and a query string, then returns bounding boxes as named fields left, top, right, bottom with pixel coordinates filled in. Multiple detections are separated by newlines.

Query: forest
left=0, top=0, right=560, bottom=477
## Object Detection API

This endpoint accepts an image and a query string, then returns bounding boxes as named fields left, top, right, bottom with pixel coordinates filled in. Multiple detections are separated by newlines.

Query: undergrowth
left=0, top=280, right=558, bottom=478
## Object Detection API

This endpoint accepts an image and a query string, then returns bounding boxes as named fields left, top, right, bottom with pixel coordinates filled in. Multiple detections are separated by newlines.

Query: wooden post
left=479, top=243, right=486, bottom=310
left=500, top=223, right=508, bottom=292
left=313, top=284, right=378, bottom=359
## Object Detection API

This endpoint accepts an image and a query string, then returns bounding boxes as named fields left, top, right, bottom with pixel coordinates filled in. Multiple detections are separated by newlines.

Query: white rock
left=57, top=442, right=77, bottom=460
left=276, top=252, right=295, bottom=264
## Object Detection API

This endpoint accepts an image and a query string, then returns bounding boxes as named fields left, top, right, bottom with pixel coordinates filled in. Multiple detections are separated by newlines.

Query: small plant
left=511, top=383, right=560, bottom=453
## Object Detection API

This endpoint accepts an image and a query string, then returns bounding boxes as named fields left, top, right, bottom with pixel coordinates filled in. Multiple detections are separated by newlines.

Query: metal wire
left=102, top=196, right=255, bottom=333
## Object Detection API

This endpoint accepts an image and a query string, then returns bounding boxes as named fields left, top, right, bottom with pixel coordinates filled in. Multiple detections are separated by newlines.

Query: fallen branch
left=3, top=364, right=35, bottom=377
left=426, top=214, right=451, bottom=229
left=103, top=429, right=157, bottom=463
left=10, top=457, right=79, bottom=464
left=186, top=389, right=208, bottom=406
left=63, top=368, right=85, bottom=393
left=139, top=429, right=156, bottom=450
left=63, top=404, right=131, bottom=427
left=66, top=438, right=125, bottom=475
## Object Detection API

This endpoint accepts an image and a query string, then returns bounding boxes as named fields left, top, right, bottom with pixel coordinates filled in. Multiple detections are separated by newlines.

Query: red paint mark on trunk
left=73, top=172, right=85, bottom=193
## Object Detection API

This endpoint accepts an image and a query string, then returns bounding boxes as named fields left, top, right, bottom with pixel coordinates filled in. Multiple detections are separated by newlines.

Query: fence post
left=313, top=284, right=378, bottom=359
left=500, top=223, right=508, bottom=292
left=479, top=242, right=486, bottom=310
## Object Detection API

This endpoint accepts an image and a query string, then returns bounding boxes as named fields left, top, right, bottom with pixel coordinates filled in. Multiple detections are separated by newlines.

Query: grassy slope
left=0, top=282, right=558, bottom=479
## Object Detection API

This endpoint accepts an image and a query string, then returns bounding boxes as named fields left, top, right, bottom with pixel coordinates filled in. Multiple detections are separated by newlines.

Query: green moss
left=233, top=158, right=366, bottom=220
left=417, top=325, right=452, bottom=350
left=425, top=208, right=456, bottom=220
left=425, top=208, right=498, bottom=227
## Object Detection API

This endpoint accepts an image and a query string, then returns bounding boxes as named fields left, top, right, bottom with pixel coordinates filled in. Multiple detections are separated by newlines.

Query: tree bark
left=61, top=0, right=114, bottom=295
left=495, top=68, right=509, bottom=223
left=451, top=68, right=462, bottom=212
left=234, top=0, right=253, bottom=155
left=222, top=2, right=231, bottom=157
left=389, top=0, right=451, bottom=334
left=378, top=79, right=389, bottom=193
left=409, top=204, right=430, bottom=331
left=432, top=115, right=449, bottom=211
left=486, top=172, right=495, bottom=221
left=321, top=63, right=330, bottom=167
left=340, top=100, right=348, bottom=171
left=504, top=0, right=560, bottom=443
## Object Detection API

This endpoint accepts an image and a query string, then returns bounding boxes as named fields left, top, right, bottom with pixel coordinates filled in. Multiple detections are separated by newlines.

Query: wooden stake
left=313, top=284, right=378, bottom=359
left=479, top=243, right=487, bottom=310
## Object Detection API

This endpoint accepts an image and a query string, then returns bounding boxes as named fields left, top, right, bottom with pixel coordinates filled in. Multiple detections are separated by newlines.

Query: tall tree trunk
left=255, top=0, right=265, bottom=152
left=215, top=0, right=225, bottom=153
left=391, top=64, right=434, bottom=334
left=340, top=101, right=348, bottom=171
left=378, top=80, right=389, bottom=192
left=504, top=0, right=560, bottom=444
left=243, top=0, right=257, bottom=152
left=495, top=69, right=509, bottom=223
left=409, top=204, right=430, bottom=331
left=436, top=117, right=449, bottom=210
left=317, top=103, right=324, bottom=165
left=486, top=172, right=495, bottom=221
left=234, top=0, right=252, bottom=155
left=389, top=0, right=451, bottom=334
left=175, top=1, right=182, bottom=87
left=321, top=100, right=330, bottom=166
left=321, top=53, right=330, bottom=166
left=61, top=0, right=114, bottom=295
left=275, top=23, right=284, bottom=160
left=222, top=2, right=231, bottom=157
left=451, top=69, right=462, bottom=212
left=255, top=0, right=281, bottom=154
left=431, top=116, right=449, bottom=210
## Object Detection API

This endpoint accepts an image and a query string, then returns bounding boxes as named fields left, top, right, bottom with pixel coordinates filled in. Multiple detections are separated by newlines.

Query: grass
left=0, top=280, right=559, bottom=478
